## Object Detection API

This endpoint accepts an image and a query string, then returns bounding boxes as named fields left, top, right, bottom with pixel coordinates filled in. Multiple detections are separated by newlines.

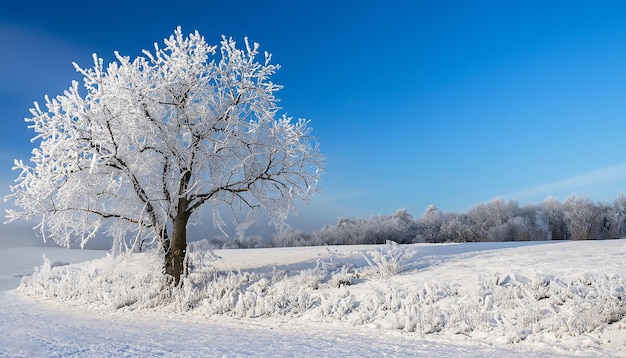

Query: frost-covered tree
left=416, top=205, right=443, bottom=243
left=563, top=195, right=597, bottom=241
left=438, top=212, right=471, bottom=243
left=468, top=198, right=518, bottom=241
left=613, top=193, right=626, bottom=239
left=538, top=196, right=568, bottom=240
left=593, top=202, right=617, bottom=241
left=5, top=28, right=324, bottom=284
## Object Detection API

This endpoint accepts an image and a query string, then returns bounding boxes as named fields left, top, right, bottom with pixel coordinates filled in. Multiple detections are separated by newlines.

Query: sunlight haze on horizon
left=2, top=1, right=626, bottom=242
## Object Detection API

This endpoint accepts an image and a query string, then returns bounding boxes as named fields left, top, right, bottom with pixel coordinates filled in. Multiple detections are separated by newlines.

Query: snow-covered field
left=1, top=240, right=625, bottom=357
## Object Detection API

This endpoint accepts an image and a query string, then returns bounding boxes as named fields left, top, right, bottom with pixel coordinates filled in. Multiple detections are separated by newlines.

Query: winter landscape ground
left=1, top=239, right=625, bottom=357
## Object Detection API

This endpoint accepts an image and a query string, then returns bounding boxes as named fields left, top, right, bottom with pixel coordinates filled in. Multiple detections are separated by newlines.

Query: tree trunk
left=165, top=171, right=192, bottom=285
left=165, top=212, right=189, bottom=285
left=165, top=192, right=191, bottom=285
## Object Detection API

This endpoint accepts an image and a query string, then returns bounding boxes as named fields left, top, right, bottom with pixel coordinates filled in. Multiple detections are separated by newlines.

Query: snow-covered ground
left=1, top=240, right=625, bottom=357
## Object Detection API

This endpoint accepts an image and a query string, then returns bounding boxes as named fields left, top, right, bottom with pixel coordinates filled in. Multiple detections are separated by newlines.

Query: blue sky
left=2, top=1, right=626, bottom=239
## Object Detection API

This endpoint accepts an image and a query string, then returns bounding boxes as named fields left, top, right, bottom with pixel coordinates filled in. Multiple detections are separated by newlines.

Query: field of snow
left=1, top=240, right=625, bottom=357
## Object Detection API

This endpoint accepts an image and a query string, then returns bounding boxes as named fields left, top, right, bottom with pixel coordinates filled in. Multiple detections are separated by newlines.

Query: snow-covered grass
left=3, top=240, right=626, bottom=356
left=0, top=246, right=106, bottom=291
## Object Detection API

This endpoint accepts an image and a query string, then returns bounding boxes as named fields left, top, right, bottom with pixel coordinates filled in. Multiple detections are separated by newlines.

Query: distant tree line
left=207, top=194, right=626, bottom=249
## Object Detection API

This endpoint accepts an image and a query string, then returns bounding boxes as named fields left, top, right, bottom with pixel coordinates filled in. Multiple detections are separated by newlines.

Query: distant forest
left=211, top=194, right=626, bottom=249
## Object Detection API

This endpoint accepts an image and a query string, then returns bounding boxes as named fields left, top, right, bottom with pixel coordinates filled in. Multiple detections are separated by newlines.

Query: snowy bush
left=19, top=253, right=168, bottom=310
left=41, top=254, right=70, bottom=269
left=185, top=239, right=220, bottom=273
left=358, top=240, right=416, bottom=278
left=17, top=241, right=626, bottom=346
left=474, top=272, right=626, bottom=341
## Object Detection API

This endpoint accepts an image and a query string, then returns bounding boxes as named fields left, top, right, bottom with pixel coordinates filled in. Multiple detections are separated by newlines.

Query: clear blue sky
left=2, top=1, right=626, bottom=238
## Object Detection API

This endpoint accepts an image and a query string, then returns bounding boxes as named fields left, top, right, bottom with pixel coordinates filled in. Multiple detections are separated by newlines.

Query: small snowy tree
left=613, top=193, right=626, bottom=238
left=5, top=27, right=324, bottom=284
left=563, top=195, right=596, bottom=241
left=539, top=196, right=569, bottom=240
left=417, top=205, right=443, bottom=243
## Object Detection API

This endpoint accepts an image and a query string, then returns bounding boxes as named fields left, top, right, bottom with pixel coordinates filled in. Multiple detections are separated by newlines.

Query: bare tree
left=539, top=196, right=569, bottom=240
left=5, top=28, right=324, bottom=284
left=416, top=205, right=443, bottom=243
left=612, top=193, right=626, bottom=239
left=468, top=198, right=518, bottom=241
left=563, top=195, right=596, bottom=241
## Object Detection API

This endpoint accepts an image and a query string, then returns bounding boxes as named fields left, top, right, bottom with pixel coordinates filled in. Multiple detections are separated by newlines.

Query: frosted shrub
left=476, top=272, right=626, bottom=339
left=41, top=255, right=70, bottom=269
left=314, top=247, right=357, bottom=288
left=19, top=252, right=168, bottom=310
left=185, top=239, right=220, bottom=273
left=359, top=240, right=416, bottom=278
left=325, top=265, right=355, bottom=288
left=17, top=242, right=626, bottom=344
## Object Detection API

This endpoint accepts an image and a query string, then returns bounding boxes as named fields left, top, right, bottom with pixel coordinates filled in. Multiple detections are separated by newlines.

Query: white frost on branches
left=5, top=27, right=324, bottom=254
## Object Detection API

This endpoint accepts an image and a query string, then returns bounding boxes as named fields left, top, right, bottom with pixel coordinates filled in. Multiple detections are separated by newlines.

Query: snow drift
left=16, top=240, right=626, bottom=354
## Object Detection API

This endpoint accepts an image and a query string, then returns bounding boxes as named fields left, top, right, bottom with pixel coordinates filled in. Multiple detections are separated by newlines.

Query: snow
left=1, top=291, right=540, bottom=357
left=2, top=240, right=626, bottom=356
